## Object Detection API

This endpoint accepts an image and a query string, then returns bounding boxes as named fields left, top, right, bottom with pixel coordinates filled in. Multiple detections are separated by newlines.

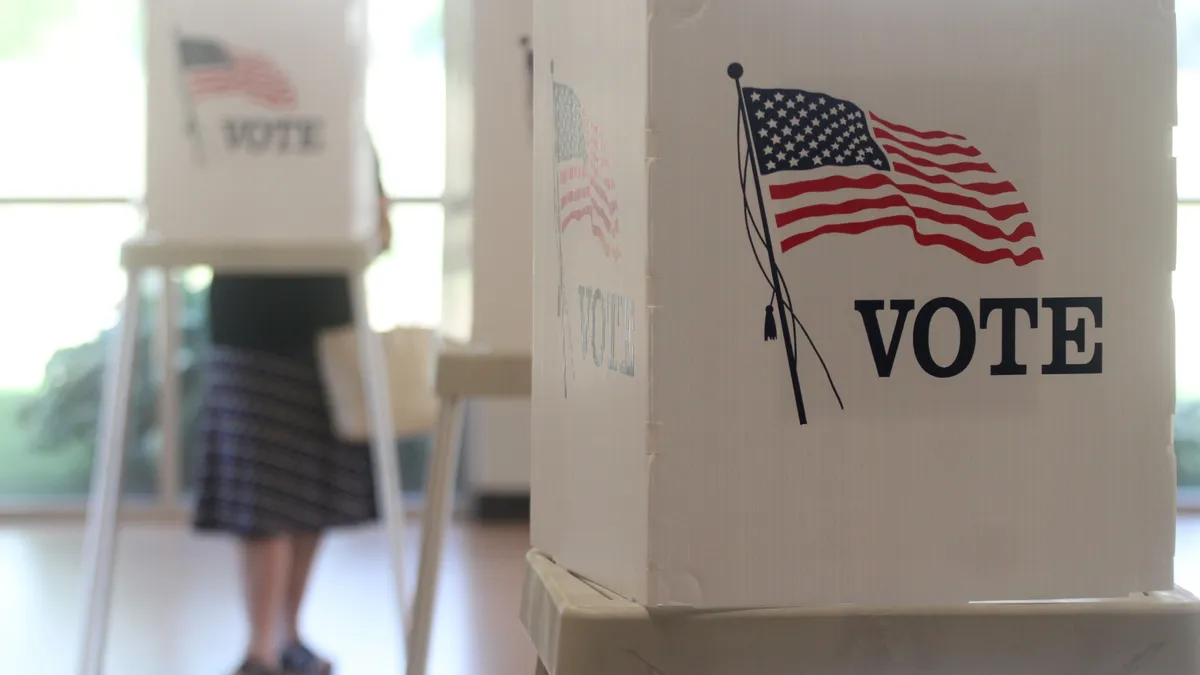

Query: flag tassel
left=764, top=305, right=778, bottom=341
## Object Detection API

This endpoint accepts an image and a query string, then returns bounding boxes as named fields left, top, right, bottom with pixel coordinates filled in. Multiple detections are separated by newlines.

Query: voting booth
left=145, top=0, right=375, bottom=244
left=78, top=2, right=414, bottom=674
left=531, top=0, right=1178, bottom=609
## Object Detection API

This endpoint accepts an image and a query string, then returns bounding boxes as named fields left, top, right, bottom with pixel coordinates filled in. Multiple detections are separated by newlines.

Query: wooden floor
left=6, top=517, right=1200, bottom=675
left=0, top=520, right=534, bottom=675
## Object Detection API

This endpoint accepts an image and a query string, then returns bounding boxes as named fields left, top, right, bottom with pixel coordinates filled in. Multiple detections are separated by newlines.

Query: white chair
left=405, top=349, right=532, bottom=675
left=316, top=334, right=533, bottom=675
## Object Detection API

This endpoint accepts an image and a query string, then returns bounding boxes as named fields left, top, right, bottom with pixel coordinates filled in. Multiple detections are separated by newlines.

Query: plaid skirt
left=192, top=345, right=378, bottom=537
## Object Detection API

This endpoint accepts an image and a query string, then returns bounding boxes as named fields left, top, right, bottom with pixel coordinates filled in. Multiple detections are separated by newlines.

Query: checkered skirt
left=192, top=345, right=378, bottom=537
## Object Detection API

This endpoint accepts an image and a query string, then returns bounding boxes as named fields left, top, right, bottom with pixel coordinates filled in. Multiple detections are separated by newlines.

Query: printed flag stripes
left=554, top=82, right=621, bottom=261
left=742, top=86, right=1041, bottom=266
left=178, top=36, right=298, bottom=110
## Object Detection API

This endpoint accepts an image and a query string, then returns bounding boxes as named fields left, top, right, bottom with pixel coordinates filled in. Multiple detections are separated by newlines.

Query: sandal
left=280, top=642, right=333, bottom=675
left=236, top=658, right=281, bottom=675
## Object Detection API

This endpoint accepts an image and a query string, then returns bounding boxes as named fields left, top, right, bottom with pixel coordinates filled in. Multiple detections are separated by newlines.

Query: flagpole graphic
left=521, top=37, right=535, bottom=133
left=730, top=58, right=1040, bottom=424
left=174, top=28, right=206, bottom=165
left=729, top=62, right=809, bottom=425
left=551, top=61, right=573, bottom=397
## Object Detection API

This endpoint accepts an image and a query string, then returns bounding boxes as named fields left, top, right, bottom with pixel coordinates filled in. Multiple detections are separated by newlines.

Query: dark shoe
left=280, top=642, right=333, bottom=675
left=236, top=658, right=281, bottom=675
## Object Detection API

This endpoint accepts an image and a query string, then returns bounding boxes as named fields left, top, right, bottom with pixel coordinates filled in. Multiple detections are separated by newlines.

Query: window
left=0, top=0, right=453, bottom=509
left=0, top=0, right=149, bottom=505
left=1180, top=1, right=1200, bottom=496
left=0, top=204, right=162, bottom=501
left=0, top=0, right=144, bottom=199
left=369, top=1, right=447, bottom=199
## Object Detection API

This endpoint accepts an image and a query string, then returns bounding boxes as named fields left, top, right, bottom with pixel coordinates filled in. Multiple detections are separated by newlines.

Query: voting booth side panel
left=642, top=0, right=1177, bottom=608
left=530, top=0, right=653, bottom=602
left=146, top=0, right=374, bottom=243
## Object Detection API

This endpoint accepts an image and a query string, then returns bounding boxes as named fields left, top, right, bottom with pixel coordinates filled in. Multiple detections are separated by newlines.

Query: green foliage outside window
left=1177, top=402, right=1200, bottom=487
left=14, top=286, right=206, bottom=493
left=15, top=284, right=433, bottom=496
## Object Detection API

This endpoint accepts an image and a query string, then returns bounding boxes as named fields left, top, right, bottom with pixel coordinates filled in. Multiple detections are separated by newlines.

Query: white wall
left=465, top=0, right=534, bottom=493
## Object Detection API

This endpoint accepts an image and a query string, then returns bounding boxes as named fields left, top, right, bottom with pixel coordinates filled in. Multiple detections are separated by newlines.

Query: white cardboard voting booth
left=79, top=2, right=415, bottom=674
left=145, top=0, right=375, bottom=244
left=531, top=0, right=1178, bottom=609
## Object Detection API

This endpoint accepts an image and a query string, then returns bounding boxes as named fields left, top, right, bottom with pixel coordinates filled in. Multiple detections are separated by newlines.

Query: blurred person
left=192, top=145, right=392, bottom=675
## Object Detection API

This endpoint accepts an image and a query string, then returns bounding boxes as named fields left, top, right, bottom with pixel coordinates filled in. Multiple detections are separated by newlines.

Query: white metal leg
left=348, top=271, right=410, bottom=667
left=406, top=395, right=466, bottom=675
left=78, top=267, right=143, bottom=675
left=155, top=272, right=183, bottom=505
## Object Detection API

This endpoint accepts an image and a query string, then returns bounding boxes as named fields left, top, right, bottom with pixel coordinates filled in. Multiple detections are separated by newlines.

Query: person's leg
left=279, top=533, right=333, bottom=674
left=283, top=533, right=322, bottom=642
left=242, top=537, right=292, bottom=667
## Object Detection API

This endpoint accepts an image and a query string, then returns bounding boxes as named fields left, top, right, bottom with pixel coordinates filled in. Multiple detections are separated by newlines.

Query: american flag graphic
left=554, top=82, right=620, bottom=261
left=742, top=86, right=1042, bottom=266
left=178, top=37, right=297, bottom=110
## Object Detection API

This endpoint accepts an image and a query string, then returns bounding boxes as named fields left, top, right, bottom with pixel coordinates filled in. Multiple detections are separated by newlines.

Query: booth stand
left=521, top=550, right=1200, bottom=675
left=77, top=235, right=536, bottom=675
left=77, top=237, right=409, bottom=675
